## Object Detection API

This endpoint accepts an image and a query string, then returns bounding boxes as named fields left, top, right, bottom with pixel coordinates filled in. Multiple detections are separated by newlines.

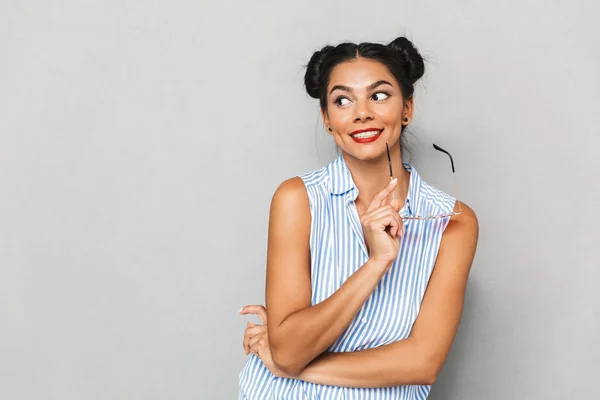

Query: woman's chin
left=343, top=145, right=387, bottom=162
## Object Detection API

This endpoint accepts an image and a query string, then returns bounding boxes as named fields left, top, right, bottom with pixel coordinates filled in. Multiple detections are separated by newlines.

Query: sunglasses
left=386, top=143, right=462, bottom=220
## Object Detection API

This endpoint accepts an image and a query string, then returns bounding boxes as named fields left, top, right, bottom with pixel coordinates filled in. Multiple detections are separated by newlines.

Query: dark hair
left=304, top=37, right=425, bottom=155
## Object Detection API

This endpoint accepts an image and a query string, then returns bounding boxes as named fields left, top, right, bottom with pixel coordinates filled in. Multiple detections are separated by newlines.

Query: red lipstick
left=350, top=128, right=383, bottom=144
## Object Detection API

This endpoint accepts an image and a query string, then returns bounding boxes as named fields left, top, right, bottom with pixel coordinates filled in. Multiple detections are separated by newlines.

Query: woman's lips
left=351, top=129, right=383, bottom=143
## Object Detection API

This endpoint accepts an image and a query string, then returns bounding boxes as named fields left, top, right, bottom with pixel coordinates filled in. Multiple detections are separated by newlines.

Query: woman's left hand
left=239, top=305, right=293, bottom=379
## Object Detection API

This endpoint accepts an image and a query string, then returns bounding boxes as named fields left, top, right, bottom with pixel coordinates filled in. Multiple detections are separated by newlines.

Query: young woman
left=238, top=36, right=479, bottom=399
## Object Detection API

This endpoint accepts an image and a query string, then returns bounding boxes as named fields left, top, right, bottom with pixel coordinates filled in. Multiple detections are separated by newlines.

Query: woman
left=238, top=36, right=479, bottom=399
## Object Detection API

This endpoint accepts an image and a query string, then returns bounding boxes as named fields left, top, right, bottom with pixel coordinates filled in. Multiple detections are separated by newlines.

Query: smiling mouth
left=351, top=129, right=383, bottom=139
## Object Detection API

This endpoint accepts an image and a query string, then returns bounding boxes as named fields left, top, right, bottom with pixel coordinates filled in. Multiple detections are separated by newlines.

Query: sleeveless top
left=238, top=154, right=456, bottom=400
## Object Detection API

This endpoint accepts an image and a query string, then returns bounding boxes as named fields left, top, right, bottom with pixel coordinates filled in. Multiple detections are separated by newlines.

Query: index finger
left=238, top=305, right=268, bottom=324
left=366, top=178, right=398, bottom=213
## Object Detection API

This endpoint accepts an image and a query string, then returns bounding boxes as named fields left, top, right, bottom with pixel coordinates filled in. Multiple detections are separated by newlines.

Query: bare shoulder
left=272, top=177, right=309, bottom=207
left=266, top=179, right=312, bottom=329
left=269, top=177, right=311, bottom=234
left=448, top=201, right=479, bottom=238
left=436, top=201, right=479, bottom=273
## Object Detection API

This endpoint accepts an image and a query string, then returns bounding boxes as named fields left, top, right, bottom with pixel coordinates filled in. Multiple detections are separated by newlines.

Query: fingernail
left=391, top=178, right=398, bottom=184
left=238, top=307, right=244, bottom=314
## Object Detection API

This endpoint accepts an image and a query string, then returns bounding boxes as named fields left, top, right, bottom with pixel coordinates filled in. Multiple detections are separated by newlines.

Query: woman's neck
left=342, top=144, right=410, bottom=214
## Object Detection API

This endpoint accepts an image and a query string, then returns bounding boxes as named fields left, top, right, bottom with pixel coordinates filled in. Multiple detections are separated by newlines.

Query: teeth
left=352, top=130, right=381, bottom=139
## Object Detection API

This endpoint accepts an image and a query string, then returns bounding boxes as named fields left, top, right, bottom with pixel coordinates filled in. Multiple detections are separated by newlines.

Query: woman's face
left=322, top=58, right=413, bottom=161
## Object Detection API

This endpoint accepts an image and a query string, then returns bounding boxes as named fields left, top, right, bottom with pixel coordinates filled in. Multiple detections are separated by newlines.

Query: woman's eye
left=334, top=97, right=351, bottom=106
left=372, top=92, right=390, bottom=101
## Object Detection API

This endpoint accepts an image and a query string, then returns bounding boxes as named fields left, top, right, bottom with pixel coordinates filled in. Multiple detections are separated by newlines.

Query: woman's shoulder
left=269, top=177, right=311, bottom=230
left=298, top=163, right=330, bottom=190
left=271, top=160, right=334, bottom=214
left=272, top=176, right=308, bottom=204
left=411, top=180, right=453, bottom=219
left=420, top=181, right=455, bottom=204
left=415, top=172, right=478, bottom=234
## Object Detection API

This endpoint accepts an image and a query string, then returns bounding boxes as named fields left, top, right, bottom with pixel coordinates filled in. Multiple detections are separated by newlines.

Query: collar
left=327, top=154, right=422, bottom=215
left=328, top=154, right=355, bottom=195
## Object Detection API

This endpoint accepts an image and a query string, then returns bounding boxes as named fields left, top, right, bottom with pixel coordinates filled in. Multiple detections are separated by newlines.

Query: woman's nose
left=353, top=99, right=374, bottom=122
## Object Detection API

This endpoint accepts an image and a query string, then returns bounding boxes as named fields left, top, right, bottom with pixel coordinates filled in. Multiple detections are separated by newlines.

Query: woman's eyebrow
left=368, top=80, right=394, bottom=90
left=329, top=80, right=394, bottom=95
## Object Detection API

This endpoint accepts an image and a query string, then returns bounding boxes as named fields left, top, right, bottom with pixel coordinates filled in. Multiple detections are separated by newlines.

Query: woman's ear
left=402, top=97, right=415, bottom=124
left=320, top=108, right=333, bottom=135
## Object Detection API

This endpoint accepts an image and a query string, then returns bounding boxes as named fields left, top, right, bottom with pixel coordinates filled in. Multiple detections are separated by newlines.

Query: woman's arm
left=294, top=203, right=479, bottom=387
left=266, top=177, right=398, bottom=377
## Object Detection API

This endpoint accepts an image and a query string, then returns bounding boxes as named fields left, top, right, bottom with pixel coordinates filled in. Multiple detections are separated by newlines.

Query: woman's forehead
left=328, top=59, right=397, bottom=90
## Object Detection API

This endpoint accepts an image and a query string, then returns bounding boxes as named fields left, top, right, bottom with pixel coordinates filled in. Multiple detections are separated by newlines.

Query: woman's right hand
left=360, top=178, right=404, bottom=267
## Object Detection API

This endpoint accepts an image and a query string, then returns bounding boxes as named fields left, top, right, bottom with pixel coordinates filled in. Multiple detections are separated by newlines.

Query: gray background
left=1, top=0, right=598, bottom=399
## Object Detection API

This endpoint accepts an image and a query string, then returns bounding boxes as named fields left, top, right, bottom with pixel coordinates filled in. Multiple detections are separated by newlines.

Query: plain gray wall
left=1, top=1, right=598, bottom=399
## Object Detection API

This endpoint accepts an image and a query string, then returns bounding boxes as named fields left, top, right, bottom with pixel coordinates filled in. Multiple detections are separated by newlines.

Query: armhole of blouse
left=297, top=175, right=314, bottom=256
left=441, top=196, right=459, bottom=233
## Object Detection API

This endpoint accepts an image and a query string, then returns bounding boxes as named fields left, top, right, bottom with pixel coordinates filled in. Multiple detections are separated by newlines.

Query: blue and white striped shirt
left=239, top=154, right=455, bottom=399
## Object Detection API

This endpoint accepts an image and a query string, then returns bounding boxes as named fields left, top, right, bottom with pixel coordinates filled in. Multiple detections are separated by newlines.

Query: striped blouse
left=239, top=154, right=456, bottom=399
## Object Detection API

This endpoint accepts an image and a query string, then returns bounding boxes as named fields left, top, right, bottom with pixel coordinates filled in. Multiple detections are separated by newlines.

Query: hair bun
left=304, top=45, right=335, bottom=99
left=387, top=37, right=425, bottom=84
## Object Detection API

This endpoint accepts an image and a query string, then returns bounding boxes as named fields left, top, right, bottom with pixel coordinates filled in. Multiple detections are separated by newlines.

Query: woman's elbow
left=409, top=362, right=438, bottom=385
left=269, top=333, right=307, bottom=377
left=420, top=367, right=439, bottom=386
left=270, top=346, right=304, bottom=377
left=269, top=326, right=318, bottom=377
left=418, top=352, right=444, bottom=385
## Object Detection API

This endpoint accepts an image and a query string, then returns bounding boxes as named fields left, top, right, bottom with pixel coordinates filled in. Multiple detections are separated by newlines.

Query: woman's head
left=304, top=37, right=425, bottom=161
